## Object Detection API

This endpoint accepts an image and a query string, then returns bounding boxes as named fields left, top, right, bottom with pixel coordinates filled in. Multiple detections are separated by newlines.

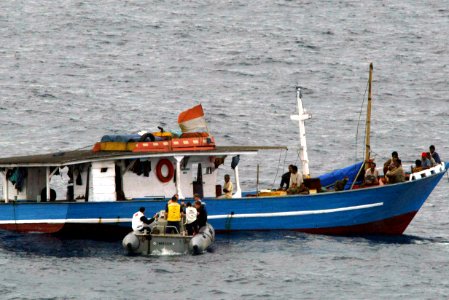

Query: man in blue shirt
left=429, top=145, right=441, bottom=164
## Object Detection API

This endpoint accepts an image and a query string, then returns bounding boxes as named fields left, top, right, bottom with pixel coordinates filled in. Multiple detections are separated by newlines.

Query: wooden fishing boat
left=0, top=64, right=446, bottom=238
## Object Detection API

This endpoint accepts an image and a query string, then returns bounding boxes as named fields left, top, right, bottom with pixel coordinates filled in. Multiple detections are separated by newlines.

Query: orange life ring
left=156, top=159, right=174, bottom=183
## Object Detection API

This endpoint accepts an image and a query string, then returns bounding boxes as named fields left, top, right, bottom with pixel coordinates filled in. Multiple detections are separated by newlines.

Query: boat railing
left=409, top=162, right=446, bottom=181
left=151, top=224, right=180, bottom=235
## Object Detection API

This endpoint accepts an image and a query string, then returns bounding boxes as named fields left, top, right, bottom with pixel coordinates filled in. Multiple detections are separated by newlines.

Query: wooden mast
left=365, top=63, right=373, bottom=165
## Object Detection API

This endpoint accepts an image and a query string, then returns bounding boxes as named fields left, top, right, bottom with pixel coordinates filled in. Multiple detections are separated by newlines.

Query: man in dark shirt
left=429, top=145, right=441, bottom=164
left=194, top=200, right=208, bottom=228
left=279, top=164, right=294, bottom=190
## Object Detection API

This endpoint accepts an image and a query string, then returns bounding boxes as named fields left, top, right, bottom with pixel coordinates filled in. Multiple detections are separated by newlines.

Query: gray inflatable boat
left=122, top=219, right=214, bottom=256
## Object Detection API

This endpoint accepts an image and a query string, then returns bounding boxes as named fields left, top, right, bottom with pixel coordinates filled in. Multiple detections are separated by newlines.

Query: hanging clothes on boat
left=131, top=159, right=143, bottom=176
left=130, top=159, right=151, bottom=177
left=73, top=165, right=84, bottom=185
left=142, top=160, right=151, bottom=177
left=7, top=168, right=28, bottom=192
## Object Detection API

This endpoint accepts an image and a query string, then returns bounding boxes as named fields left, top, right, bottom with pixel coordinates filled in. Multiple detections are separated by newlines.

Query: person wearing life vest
left=165, top=195, right=183, bottom=234
left=131, top=207, right=155, bottom=232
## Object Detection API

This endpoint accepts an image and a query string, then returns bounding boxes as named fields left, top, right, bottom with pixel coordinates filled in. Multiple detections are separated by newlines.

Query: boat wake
left=151, top=248, right=183, bottom=256
left=361, top=234, right=449, bottom=245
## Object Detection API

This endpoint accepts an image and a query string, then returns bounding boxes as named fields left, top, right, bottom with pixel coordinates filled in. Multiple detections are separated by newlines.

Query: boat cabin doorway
left=192, top=163, right=203, bottom=199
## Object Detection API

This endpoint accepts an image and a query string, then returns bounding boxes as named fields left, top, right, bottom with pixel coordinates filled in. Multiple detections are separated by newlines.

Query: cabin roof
left=0, top=146, right=287, bottom=167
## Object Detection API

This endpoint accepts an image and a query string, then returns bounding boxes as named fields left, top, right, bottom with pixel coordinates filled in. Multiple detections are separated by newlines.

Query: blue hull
left=0, top=168, right=446, bottom=237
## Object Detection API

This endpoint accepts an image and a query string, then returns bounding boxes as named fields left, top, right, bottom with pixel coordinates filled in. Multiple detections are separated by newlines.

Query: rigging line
left=354, top=78, right=369, bottom=163
left=369, top=149, right=384, bottom=160
left=271, top=149, right=284, bottom=189
left=295, top=148, right=300, bottom=166
left=282, top=148, right=288, bottom=167
left=271, top=149, right=289, bottom=189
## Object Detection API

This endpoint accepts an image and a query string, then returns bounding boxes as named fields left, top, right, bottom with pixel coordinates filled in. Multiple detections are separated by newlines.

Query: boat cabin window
left=101, top=168, right=108, bottom=173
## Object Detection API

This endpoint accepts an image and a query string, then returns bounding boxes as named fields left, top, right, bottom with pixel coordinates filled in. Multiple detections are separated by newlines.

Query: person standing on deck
left=185, top=201, right=198, bottom=235
left=165, top=195, right=182, bottom=234
left=221, top=174, right=233, bottom=198
left=429, top=145, right=441, bottom=164
left=195, top=200, right=208, bottom=229
left=383, top=151, right=399, bottom=175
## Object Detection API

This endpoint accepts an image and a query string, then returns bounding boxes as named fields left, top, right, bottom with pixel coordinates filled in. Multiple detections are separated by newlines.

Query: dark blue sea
left=1, top=1, right=449, bottom=299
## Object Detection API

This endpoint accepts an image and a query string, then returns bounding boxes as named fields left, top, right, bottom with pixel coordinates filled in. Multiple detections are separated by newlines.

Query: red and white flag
left=178, top=104, right=208, bottom=133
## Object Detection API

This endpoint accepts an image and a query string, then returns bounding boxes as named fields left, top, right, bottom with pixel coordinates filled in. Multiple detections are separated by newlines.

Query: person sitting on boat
left=132, top=207, right=155, bottom=232
left=427, top=152, right=436, bottom=167
left=279, top=164, right=294, bottom=190
left=334, top=177, right=349, bottom=191
left=364, top=163, right=379, bottom=186
left=220, top=174, right=233, bottom=198
left=412, top=159, right=423, bottom=173
left=429, top=145, right=441, bottom=164
left=383, top=151, right=399, bottom=176
left=40, top=187, right=56, bottom=202
left=185, top=201, right=198, bottom=235
left=165, top=195, right=183, bottom=234
left=194, top=200, right=208, bottom=229
left=421, top=152, right=433, bottom=169
left=386, top=159, right=405, bottom=184
left=287, top=165, right=308, bottom=194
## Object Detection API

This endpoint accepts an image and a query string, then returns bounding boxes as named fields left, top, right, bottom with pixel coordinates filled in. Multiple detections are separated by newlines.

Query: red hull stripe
left=215, top=211, right=419, bottom=236
left=296, top=211, right=418, bottom=235
left=0, top=223, right=64, bottom=234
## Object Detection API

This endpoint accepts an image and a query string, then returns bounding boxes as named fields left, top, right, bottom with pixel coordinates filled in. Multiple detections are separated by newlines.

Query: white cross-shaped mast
left=290, top=87, right=311, bottom=177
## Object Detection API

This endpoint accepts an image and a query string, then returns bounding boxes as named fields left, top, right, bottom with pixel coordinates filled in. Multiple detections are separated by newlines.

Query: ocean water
left=1, top=0, right=449, bottom=299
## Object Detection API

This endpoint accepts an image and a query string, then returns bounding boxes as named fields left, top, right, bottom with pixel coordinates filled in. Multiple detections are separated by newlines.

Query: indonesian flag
left=178, top=104, right=208, bottom=133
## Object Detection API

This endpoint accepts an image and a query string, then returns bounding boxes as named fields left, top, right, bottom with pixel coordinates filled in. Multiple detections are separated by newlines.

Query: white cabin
left=0, top=146, right=284, bottom=202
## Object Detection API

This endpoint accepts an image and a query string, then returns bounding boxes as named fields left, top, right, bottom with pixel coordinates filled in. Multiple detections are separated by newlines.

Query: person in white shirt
left=364, top=162, right=379, bottom=186
left=131, top=207, right=154, bottom=231
left=185, top=200, right=198, bottom=235
left=287, top=165, right=306, bottom=194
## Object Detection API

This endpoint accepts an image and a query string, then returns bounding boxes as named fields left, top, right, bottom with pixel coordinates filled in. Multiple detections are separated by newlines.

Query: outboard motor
left=189, top=223, right=215, bottom=255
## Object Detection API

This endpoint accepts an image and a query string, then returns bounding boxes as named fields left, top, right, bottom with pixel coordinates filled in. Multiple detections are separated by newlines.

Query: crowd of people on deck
left=131, top=193, right=208, bottom=236
left=363, top=145, right=442, bottom=186
left=131, top=145, right=442, bottom=227
left=277, top=145, right=442, bottom=192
